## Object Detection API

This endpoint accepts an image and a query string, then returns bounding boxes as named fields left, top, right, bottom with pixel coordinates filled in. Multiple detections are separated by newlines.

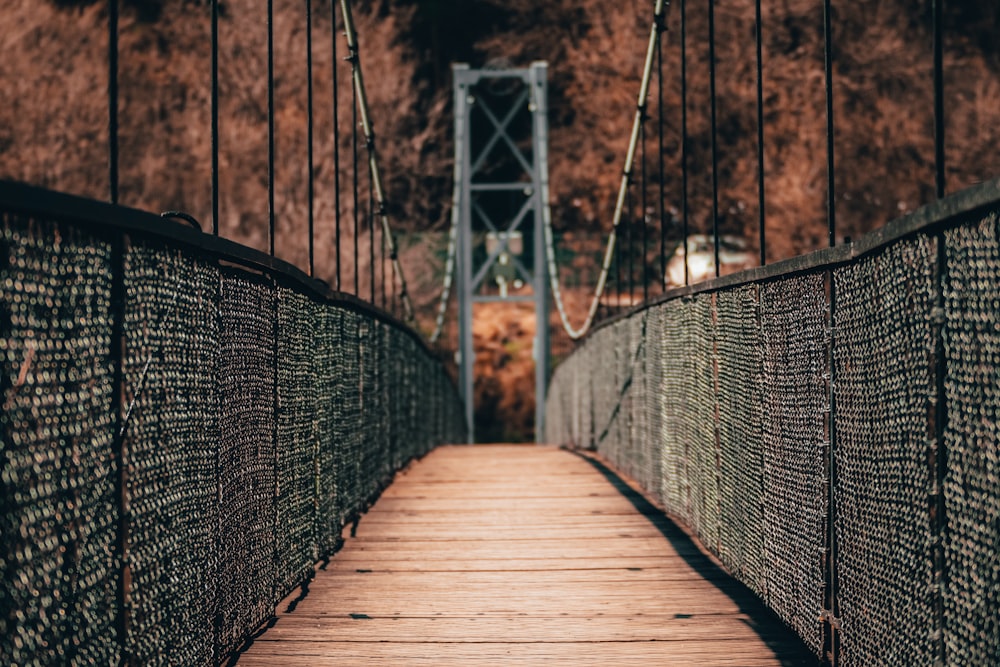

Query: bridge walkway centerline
left=233, top=445, right=813, bottom=666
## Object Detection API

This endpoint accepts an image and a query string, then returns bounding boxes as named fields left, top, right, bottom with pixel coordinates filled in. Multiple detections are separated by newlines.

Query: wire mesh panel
left=942, top=211, right=1000, bottom=667
left=275, top=287, right=320, bottom=598
left=375, top=323, right=392, bottom=487
left=1, top=206, right=466, bottom=665
left=716, top=284, right=765, bottom=596
left=657, top=301, right=690, bottom=520
left=683, top=296, right=719, bottom=548
left=337, top=310, right=363, bottom=519
left=592, top=326, right=617, bottom=453
left=216, top=269, right=278, bottom=656
left=357, top=318, right=381, bottom=504
left=1, top=214, right=119, bottom=666
left=314, top=305, right=342, bottom=554
left=386, top=328, right=403, bottom=471
left=759, top=274, right=829, bottom=655
left=600, top=321, right=628, bottom=474
left=627, top=314, right=648, bottom=488
left=397, top=333, right=419, bottom=462
left=644, top=306, right=666, bottom=505
left=122, top=241, right=220, bottom=665
left=578, top=338, right=594, bottom=449
left=544, top=361, right=568, bottom=445
left=659, top=296, right=717, bottom=542
left=833, top=237, right=938, bottom=666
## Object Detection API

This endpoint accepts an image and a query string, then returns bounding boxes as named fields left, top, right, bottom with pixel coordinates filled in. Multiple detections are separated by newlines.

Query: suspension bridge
left=2, top=0, right=999, bottom=665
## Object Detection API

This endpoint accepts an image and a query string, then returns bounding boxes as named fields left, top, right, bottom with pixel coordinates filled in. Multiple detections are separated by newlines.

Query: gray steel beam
left=453, top=61, right=550, bottom=444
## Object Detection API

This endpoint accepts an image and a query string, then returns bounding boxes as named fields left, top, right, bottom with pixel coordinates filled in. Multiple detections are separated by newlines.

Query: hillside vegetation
left=2, top=0, right=998, bottom=439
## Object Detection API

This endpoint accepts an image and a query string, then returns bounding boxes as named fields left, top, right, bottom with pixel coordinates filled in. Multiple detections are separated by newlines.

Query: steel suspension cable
left=339, top=0, right=415, bottom=322
left=541, top=0, right=669, bottom=339
left=426, top=88, right=466, bottom=343
left=427, top=216, right=458, bottom=343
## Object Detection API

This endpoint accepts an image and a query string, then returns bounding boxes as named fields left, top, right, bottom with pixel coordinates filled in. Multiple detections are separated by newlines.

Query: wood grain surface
left=232, top=445, right=814, bottom=666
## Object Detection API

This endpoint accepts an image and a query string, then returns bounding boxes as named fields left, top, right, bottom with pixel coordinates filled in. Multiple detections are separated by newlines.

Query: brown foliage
left=2, top=0, right=999, bottom=440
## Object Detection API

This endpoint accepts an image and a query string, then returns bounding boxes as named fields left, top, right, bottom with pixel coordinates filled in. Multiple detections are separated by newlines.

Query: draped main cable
left=339, top=0, right=415, bottom=323
left=542, top=0, right=669, bottom=340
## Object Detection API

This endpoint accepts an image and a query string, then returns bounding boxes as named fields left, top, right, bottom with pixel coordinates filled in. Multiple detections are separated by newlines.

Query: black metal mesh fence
left=216, top=270, right=280, bottom=655
left=1, top=211, right=464, bottom=665
left=759, top=274, right=828, bottom=653
left=942, top=212, right=1000, bottom=667
left=546, top=202, right=1000, bottom=663
left=832, top=237, right=938, bottom=666
left=123, top=241, right=220, bottom=665
left=715, top=285, right=765, bottom=596
left=275, top=287, right=320, bottom=600
left=1, top=214, right=119, bottom=666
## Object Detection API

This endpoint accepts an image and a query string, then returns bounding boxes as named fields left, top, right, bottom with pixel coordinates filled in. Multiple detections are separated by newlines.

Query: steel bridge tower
left=452, top=62, right=551, bottom=443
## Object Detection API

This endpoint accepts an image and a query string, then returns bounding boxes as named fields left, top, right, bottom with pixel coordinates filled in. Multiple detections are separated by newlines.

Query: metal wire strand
left=708, top=0, right=720, bottom=277
left=332, top=1, right=342, bottom=289
left=268, top=0, right=276, bottom=256
left=108, top=0, right=119, bottom=205
left=211, top=0, right=219, bottom=235
left=369, top=157, right=375, bottom=303
left=627, top=175, right=635, bottom=306
left=657, top=17, right=666, bottom=292
left=933, top=0, right=945, bottom=199
left=542, top=0, right=668, bottom=339
left=755, top=0, right=766, bottom=265
left=307, top=0, right=315, bottom=276
left=823, top=0, right=836, bottom=246
left=681, top=0, right=689, bottom=286
left=338, top=0, right=416, bottom=322
left=351, top=40, right=359, bottom=295
left=641, top=106, right=648, bottom=302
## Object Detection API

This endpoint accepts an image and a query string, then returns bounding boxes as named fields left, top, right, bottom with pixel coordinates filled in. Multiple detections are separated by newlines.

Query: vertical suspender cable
left=542, top=0, right=667, bottom=338
left=823, top=0, right=836, bottom=246
left=708, top=0, right=720, bottom=277
left=332, top=2, right=342, bottom=289
left=381, top=217, right=386, bottom=308
left=106, top=3, right=127, bottom=660
left=932, top=0, right=945, bottom=199
left=616, top=199, right=623, bottom=310
left=369, top=159, right=375, bottom=303
left=641, top=109, right=648, bottom=302
left=681, top=0, right=689, bottom=285
left=627, top=179, right=634, bottom=307
left=657, top=18, right=666, bottom=292
left=267, top=0, right=276, bottom=256
left=108, top=0, right=119, bottom=205
left=351, top=46, right=359, bottom=295
left=755, top=0, right=766, bottom=265
left=339, top=0, right=415, bottom=321
left=307, top=0, right=315, bottom=275
left=211, top=0, right=220, bottom=235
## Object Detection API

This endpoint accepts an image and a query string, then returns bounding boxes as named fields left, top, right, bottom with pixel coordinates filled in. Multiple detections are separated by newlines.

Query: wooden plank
left=235, top=641, right=812, bottom=667
left=232, top=445, right=814, bottom=666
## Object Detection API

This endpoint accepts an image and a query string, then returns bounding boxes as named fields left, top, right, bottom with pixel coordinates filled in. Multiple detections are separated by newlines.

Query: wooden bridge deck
left=234, top=445, right=813, bottom=666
